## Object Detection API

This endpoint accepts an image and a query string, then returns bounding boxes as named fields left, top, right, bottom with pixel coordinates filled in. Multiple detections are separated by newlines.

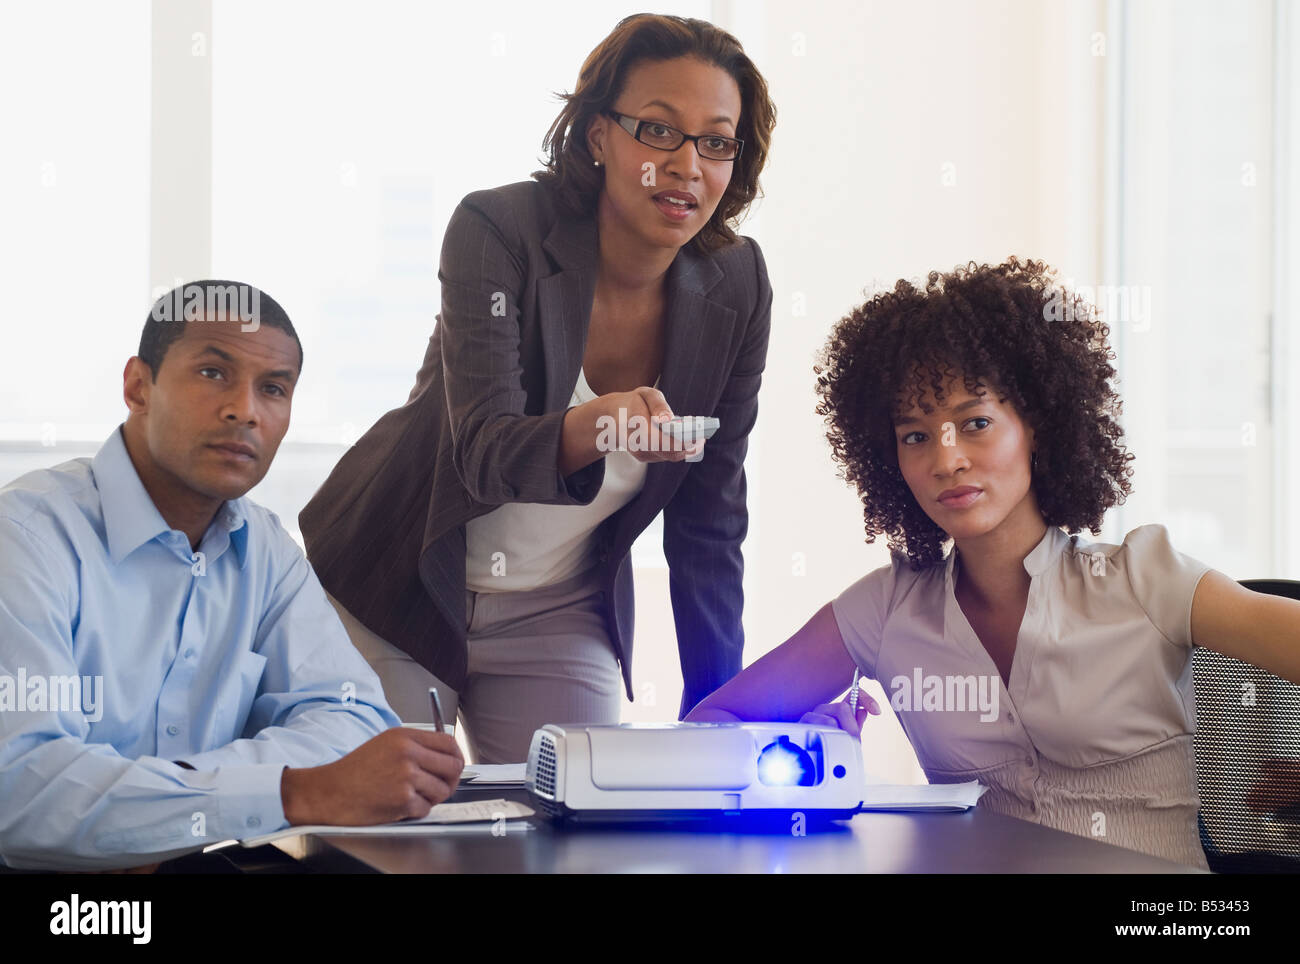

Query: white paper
left=859, top=781, right=987, bottom=812
left=239, top=798, right=535, bottom=847
left=460, top=763, right=528, bottom=784
left=415, top=798, right=533, bottom=823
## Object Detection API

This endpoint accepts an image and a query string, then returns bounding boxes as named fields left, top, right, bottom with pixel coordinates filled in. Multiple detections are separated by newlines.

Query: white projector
left=525, top=722, right=865, bottom=826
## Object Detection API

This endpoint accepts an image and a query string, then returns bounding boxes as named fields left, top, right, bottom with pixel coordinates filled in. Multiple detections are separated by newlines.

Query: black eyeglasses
left=604, top=110, right=744, bottom=161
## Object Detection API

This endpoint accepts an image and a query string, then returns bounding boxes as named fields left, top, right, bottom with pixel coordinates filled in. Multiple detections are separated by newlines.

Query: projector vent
left=533, top=732, right=558, bottom=797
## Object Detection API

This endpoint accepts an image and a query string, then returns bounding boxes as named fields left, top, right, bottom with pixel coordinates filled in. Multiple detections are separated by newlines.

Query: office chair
left=1193, top=578, right=1300, bottom=873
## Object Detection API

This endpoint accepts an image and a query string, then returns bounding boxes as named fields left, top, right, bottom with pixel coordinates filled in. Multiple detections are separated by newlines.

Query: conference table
left=267, top=785, right=1208, bottom=873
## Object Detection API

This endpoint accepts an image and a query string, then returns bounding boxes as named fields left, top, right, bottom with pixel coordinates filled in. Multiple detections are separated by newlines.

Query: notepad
left=238, top=798, right=536, bottom=847
left=460, top=763, right=528, bottom=785
left=859, top=781, right=987, bottom=812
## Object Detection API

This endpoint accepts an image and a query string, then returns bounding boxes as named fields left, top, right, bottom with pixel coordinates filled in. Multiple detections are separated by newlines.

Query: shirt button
left=246, top=816, right=262, bottom=829
left=1007, top=712, right=1016, bottom=723
left=166, top=724, right=180, bottom=736
left=1024, top=756, right=1034, bottom=766
left=184, top=648, right=196, bottom=660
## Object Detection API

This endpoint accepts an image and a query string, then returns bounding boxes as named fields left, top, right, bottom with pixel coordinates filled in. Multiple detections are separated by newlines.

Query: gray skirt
left=328, top=563, right=622, bottom=765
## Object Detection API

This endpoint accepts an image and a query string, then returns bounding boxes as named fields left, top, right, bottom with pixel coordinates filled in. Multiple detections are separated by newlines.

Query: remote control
left=659, top=416, right=720, bottom=461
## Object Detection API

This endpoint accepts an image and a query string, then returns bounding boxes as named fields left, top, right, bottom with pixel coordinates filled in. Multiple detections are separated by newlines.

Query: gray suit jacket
left=299, top=178, right=772, bottom=717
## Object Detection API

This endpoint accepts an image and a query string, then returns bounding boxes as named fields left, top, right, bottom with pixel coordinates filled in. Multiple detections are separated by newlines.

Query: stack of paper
left=459, top=763, right=528, bottom=785
left=238, top=798, right=535, bottom=847
left=859, top=781, right=987, bottom=812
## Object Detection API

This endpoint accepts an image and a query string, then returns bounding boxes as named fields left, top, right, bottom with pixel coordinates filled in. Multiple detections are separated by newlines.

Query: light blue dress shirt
left=0, top=425, right=401, bottom=870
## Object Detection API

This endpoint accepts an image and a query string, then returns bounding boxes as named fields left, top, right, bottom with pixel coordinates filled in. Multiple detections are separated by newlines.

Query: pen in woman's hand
left=849, top=667, right=860, bottom=715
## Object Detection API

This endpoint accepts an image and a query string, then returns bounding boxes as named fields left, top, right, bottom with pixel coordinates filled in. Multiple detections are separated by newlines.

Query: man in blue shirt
left=0, top=281, right=464, bottom=871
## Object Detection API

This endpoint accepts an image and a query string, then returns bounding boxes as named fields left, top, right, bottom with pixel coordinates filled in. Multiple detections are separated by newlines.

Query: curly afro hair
left=814, top=256, right=1134, bottom=569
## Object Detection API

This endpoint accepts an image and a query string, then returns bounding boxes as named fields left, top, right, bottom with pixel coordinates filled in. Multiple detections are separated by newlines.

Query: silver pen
left=429, top=686, right=446, bottom=732
left=848, top=667, right=860, bottom=715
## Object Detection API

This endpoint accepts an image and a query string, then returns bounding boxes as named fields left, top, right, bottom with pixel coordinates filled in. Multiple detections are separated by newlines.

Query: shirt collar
left=218, top=500, right=250, bottom=569
left=1022, top=524, right=1070, bottom=576
left=91, top=425, right=250, bottom=568
left=944, top=523, right=1069, bottom=585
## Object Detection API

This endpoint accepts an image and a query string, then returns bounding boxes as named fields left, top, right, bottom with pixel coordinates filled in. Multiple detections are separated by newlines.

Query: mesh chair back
left=1192, top=579, right=1300, bottom=873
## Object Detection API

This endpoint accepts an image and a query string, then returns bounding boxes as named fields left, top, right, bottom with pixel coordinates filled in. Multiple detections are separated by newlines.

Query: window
left=1109, top=0, right=1280, bottom=579
left=0, top=1, right=149, bottom=470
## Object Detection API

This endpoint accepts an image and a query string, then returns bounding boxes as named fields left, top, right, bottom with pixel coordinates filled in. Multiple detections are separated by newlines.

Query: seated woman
left=685, top=256, right=1300, bottom=869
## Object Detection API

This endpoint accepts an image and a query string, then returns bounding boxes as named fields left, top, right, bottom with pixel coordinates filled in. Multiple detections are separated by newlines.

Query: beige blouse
left=832, top=523, right=1213, bottom=870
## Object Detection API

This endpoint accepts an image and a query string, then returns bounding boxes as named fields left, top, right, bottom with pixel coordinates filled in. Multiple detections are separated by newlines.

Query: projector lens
left=757, top=735, right=815, bottom=787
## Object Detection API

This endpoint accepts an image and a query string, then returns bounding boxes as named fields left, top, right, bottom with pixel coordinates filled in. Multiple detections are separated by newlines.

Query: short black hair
left=139, top=279, right=303, bottom=381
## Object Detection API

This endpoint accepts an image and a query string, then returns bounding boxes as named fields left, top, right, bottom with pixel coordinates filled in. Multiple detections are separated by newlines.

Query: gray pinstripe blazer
left=299, top=178, right=772, bottom=718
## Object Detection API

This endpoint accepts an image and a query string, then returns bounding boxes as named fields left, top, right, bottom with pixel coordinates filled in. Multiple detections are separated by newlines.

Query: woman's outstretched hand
left=603, top=386, right=705, bottom=464
left=559, top=386, right=707, bottom=477
left=799, top=685, right=881, bottom=739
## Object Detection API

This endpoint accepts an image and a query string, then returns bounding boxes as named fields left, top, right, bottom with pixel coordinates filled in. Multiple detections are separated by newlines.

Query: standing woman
left=300, top=15, right=776, bottom=764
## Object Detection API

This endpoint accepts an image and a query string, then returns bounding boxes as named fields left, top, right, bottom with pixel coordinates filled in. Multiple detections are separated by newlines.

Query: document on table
left=859, top=781, right=987, bottom=812
left=460, top=763, right=527, bottom=785
left=238, top=798, right=536, bottom=847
